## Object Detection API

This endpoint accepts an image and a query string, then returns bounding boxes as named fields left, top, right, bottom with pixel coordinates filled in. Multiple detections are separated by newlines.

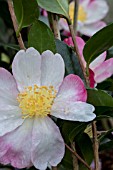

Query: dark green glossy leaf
left=99, top=140, right=113, bottom=151
left=62, top=121, right=87, bottom=143
left=60, top=148, right=73, bottom=170
left=76, top=133, right=93, bottom=170
left=83, top=23, right=113, bottom=64
left=87, top=89, right=113, bottom=107
left=55, top=39, right=85, bottom=81
left=28, top=20, right=56, bottom=53
left=99, top=128, right=113, bottom=143
left=69, top=123, right=87, bottom=142
left=13, top=0, right=39, bottom=28
left=36, top=0, right=69, bottom=18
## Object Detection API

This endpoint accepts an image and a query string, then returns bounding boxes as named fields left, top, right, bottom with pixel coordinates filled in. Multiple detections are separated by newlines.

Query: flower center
left=17, top=85, right=57, bottom=118
left=69, top=3, right=87, bottom=22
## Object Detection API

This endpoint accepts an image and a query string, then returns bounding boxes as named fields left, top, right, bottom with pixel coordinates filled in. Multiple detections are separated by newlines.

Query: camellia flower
left=64, top=36, right=113, bottom=87
left=59, top=0, right=109, bottom=36
left=0, top=48, right=95, bottom=169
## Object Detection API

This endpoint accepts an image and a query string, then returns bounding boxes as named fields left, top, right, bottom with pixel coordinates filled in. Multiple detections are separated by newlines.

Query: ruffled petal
left=51, top=101, right=95, bottom=122
left=85, top=0, right=109, bottom=24
left=94, top=58, right=113, bottom=83
left=56, top=74, right=87, bottom=102
left=41, top=50, right=65, bottom=90
left=89, top=52, right=106, bottom=71
left=0, top=68, right=18, bottom=106
left=31, top=116, right=65, bottom=170
left=79, top=21, right=106, bottom=36
left=12, top=47, right=41, bottom=92
left=0, top=119, right=33, bottom=168
left=0, top=106, right=24, bottom=136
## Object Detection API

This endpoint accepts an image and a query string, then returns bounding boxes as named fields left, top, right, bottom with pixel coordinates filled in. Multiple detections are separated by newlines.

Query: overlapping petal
left=89, top=52, right=106, bottom=71
left=51, top=74, right=95, bottom=122
left=0, top=119, right=33, bottom=168
left=12, top=47, right=41, bottom=92
left=0, top=68, right=18, bottom=106
left=0, top=106, right=24, bottom=136
left=79, top=21, right=106, bottom=37
left=94, top=58, right=113, bottom=83
left=85, top=0, right=109, bottom=24
left=51, top=101, right=95, bottom=122
left=55, top=74, right=87, bottom=102
left=31, top=117, right=65, bottom=169
left=41, top=50, right=65, bottom=90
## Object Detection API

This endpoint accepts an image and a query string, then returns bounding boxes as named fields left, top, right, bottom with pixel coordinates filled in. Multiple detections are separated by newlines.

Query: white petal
left=79, top=21, right=106, bottom=36
left=85, top=0, right=109, bottom=24
left=51, top=101, right=95, bottom=122
left=0, top=68, right=18, bottom=106
left=12, top=47, right=41, bottom=92
left=41, top=50, right=65, bottom=90
left=0, top=106, right=24, bottom=136
left=89, top=52, right=106, bottom=71
left=94, top=58, right=113, bottom=83
left=31, top=116, right=65, bottom=169
left=0, top=119, right=33, bottom=168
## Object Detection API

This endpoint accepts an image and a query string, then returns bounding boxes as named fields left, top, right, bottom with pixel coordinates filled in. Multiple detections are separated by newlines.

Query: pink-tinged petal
left=89, top=52, right=106, bottom=71
left=56, top=74, right=87, bottom=102
left=0, top=106, right=24, bottom=136
left=76, top=37, right=86, bottom=67
left=89, top=69, right=95, bottom=88
left=41, top=50, right=65, bottom=90
left=51, top=101, right=95, bottom=122
left=94, top=58, right=113, bottom=83
left=64, top=36, right=86, bottom=67
left=79, top=21, right=106, bottom=36
left=0, top=68, right=18, bottom=106
left=85, top=0, right=109, bottom=24
left=31, top=116, right=65, bottom=169
left=0, top=119, right=33, bottom=168
left=12, top=47, right=41, bottom=92
left=64, top=37, right=74, bottom=47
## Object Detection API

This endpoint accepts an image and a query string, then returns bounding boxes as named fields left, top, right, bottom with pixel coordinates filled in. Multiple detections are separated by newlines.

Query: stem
left=50, top=13, right=61, bottom=40
left=73, top=0, right=79, bottom=34
left=7, top=0, right=25, bottom=50
left=66, top=19, right=99, bottom=170
left=71, top=142, right=79, bottom=170
left=68, top=22, right=89, bottom=86
left=65, top=143, right=92, bottom=170
left=92, top=121, right=99, bottom=170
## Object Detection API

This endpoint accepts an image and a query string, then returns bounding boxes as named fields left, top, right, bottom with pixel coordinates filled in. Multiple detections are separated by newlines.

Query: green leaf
left=99, top=140, right=113, bottom=151
left=36, top=0, right=69, bottom=18
left=55, top=39, right=85, bottom=81
left=87, top=89, right=113, bottom=107
left=13, top=0, right=39, bottom=28
left=69, top=123, right=87, bottom=142
left=28, top=20, right=56, bottom=53
left=62, top=121, right=87, bottom=143
left=83, top=23, right=113, bottom=64
left=76, top=133, right=93, bottom=170
left=99, top=128, right=113, bottom=143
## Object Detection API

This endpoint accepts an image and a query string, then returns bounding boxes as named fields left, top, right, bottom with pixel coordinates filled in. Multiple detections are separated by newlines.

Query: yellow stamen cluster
left=17, top=85, right=57, bottom=118
left=69, top=3, right=87, bottom=22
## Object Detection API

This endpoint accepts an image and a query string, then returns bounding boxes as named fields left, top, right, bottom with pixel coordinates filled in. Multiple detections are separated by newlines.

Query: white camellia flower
left=59, top=0, right=109, bottom=36
left=0, top=48, right=95, bottom=170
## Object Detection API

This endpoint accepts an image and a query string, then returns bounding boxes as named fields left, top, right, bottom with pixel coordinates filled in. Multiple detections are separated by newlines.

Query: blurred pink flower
left=64, top=36, right=113, bottom=87
left=59, top=0, right=109, bottom=36
left=0, top=48, right=95, bottom=169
